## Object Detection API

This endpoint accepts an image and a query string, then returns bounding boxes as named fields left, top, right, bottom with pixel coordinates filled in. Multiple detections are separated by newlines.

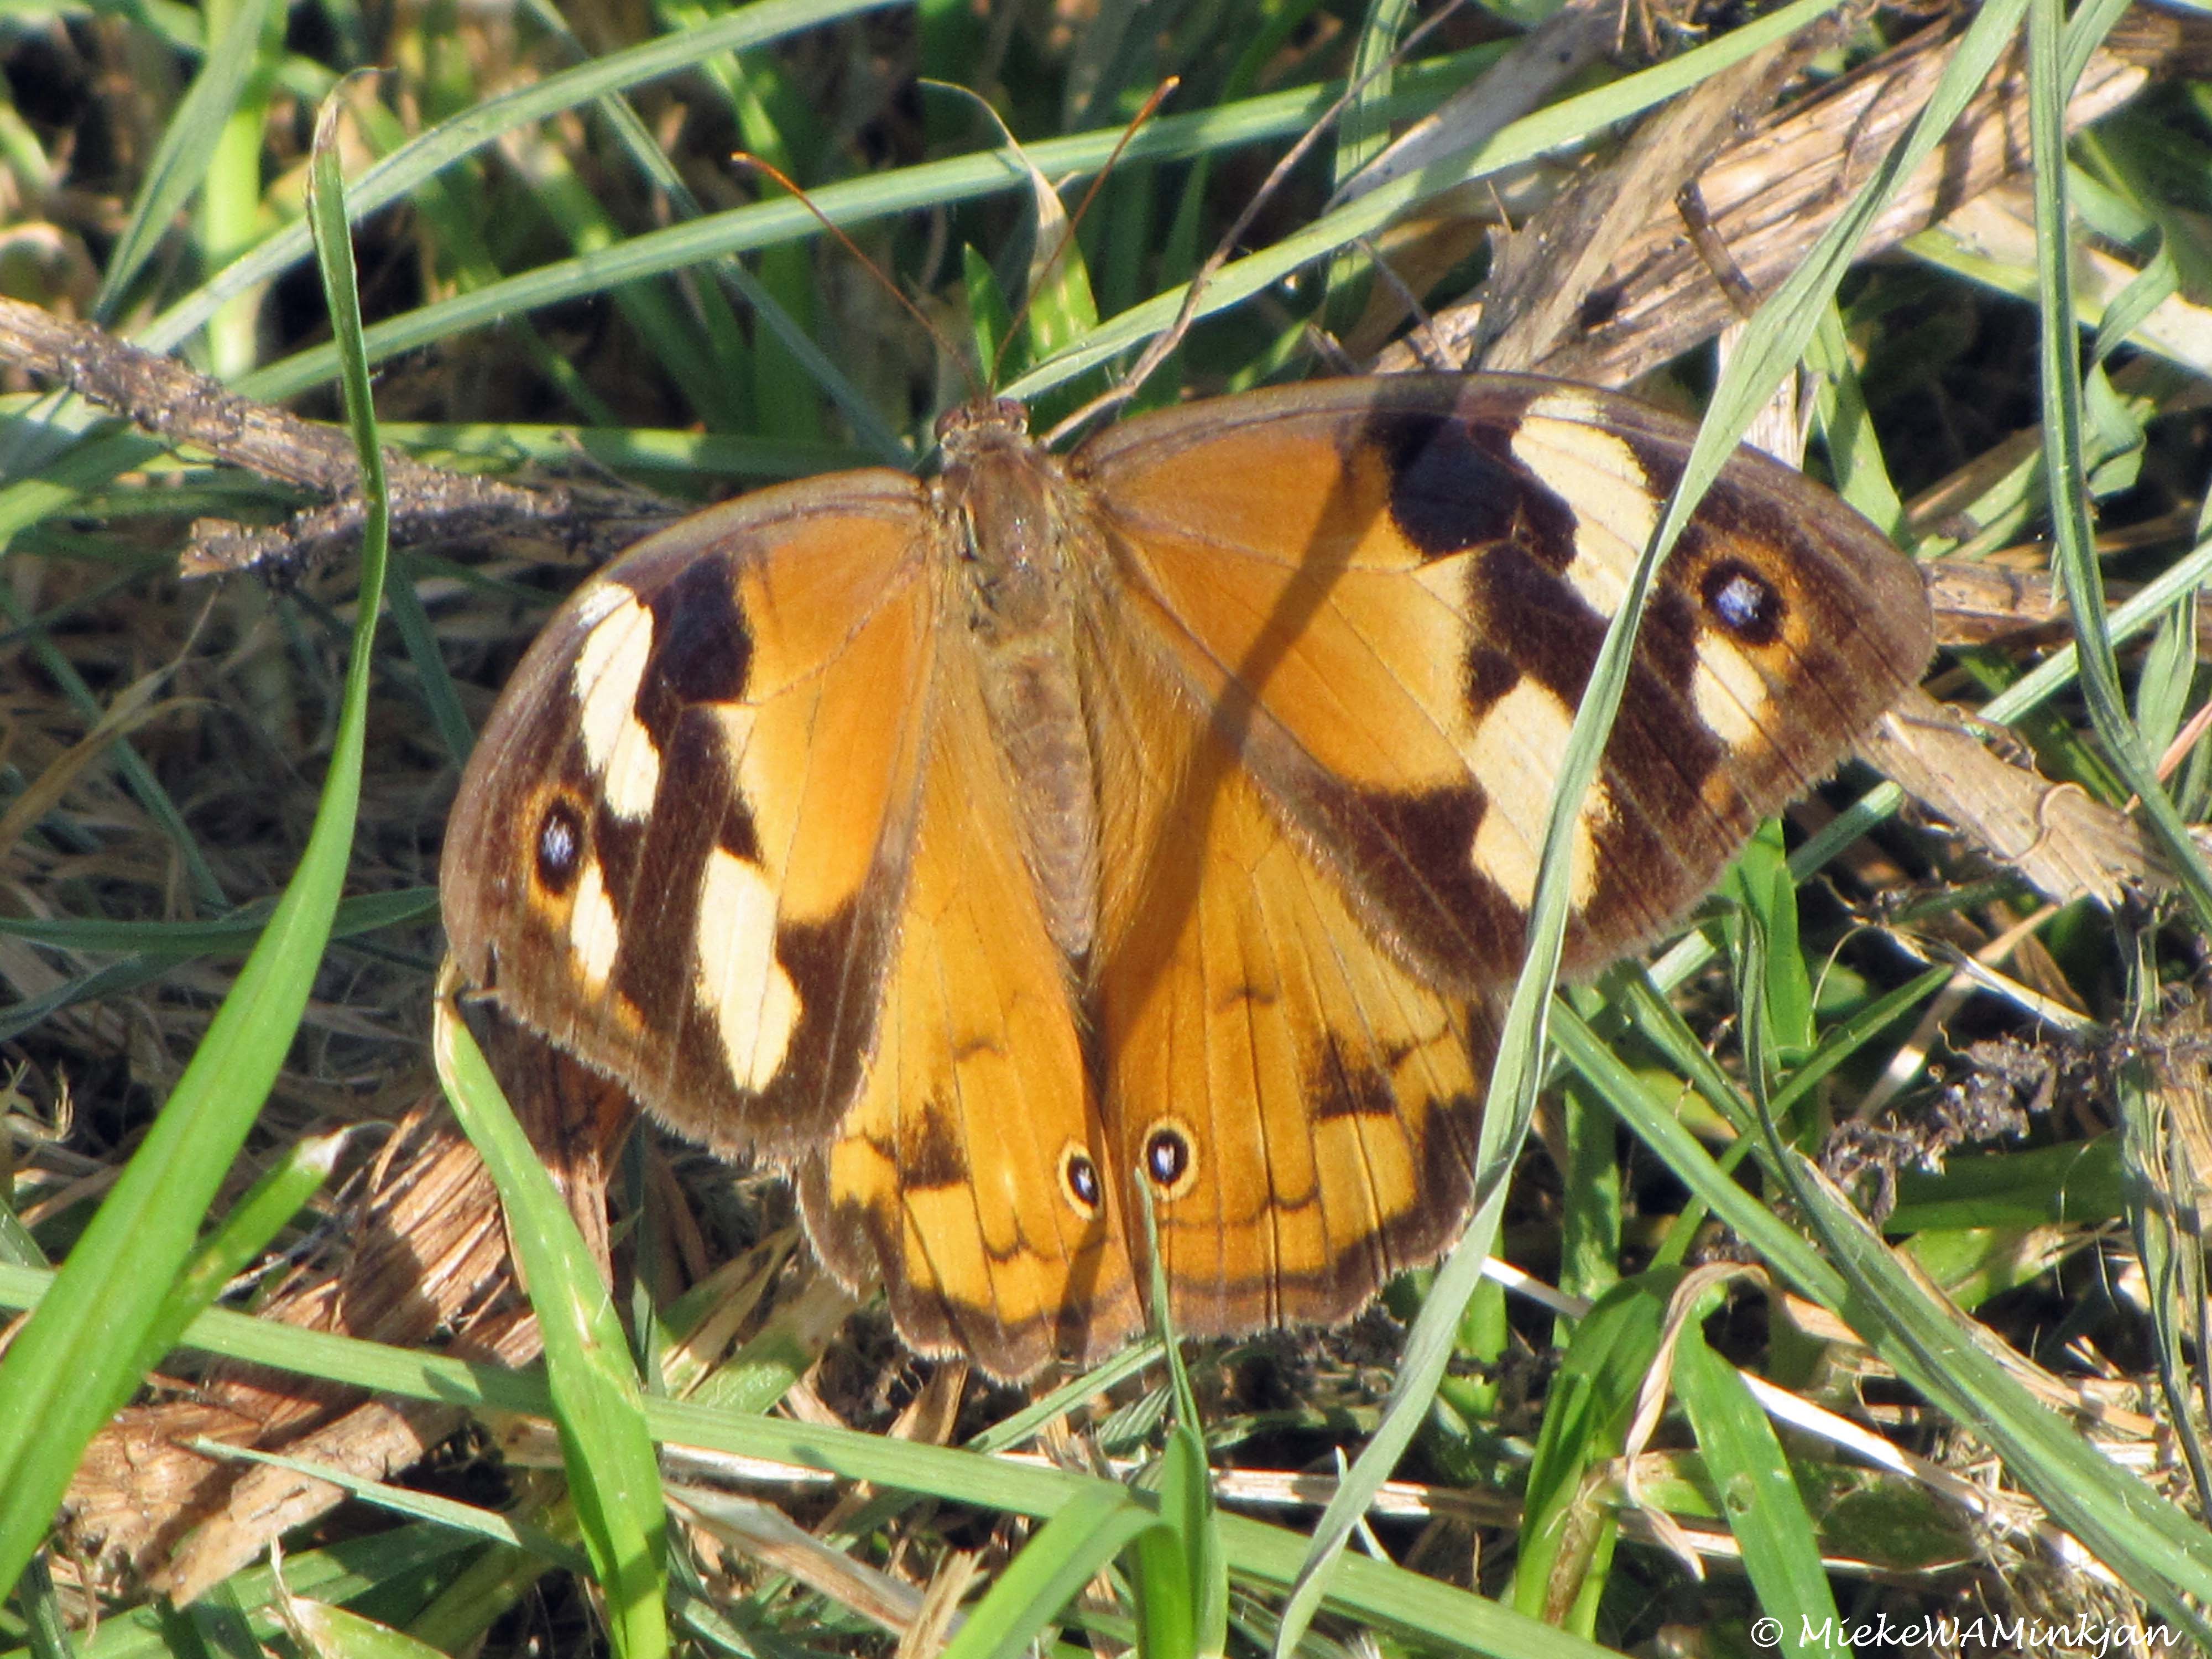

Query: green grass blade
left=139, top=1132, right=349, bottom=1378
left=1323, top=0, right=1417, bottom=333
left=91, top=0, right=275, bottom=317
left=273, top=1593, right=450, bottom=1659
left=126, top=0, right=910, bottom=359
left=102, top=22, right=1763, bottom=418
left=431, top=994, right=668, bottom=1659
left=938, top=1486, right=1158, bottom=1659
left=1723, top=819, right=1814, bottom=1073
left=2027, top=0, right=2212, bottom=928
left=1133, top=1426, right=1207, bottom=1659
left=0, top=888, right=437, bottom=954
left=1672, top=1329, right=1841, bottom=1657
left=0, top=81, right=391, bottom=1606
left=0, top=1249, right=1609, bottom=1656
left=3, top=1529, right=479, bottom=1659
left=1133, top=1186, right=1224, bottom=1659
left=383, top=559, right=476, bottom=766
left=1781, top=1154, right=2212, bottom=1636
left=200, top=1444, right=588, bottom=1571
left=1014, top=0, right=1849, bottom=403
left=1511, top=1275, right=1677, bottom=1624
left=14, top=1555, right=72, bottom=1659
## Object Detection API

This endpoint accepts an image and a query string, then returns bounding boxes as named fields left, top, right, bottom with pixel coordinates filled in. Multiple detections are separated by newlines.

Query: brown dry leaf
left=1860, top=687, right=2164, bottom=910
left=62, top=1110, right=533, bottom=1598
left=161, top=1317, right=539, bottom=1604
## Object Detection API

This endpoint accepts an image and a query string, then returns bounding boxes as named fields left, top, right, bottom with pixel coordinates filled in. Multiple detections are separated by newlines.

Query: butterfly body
left=443, top=373, right=1933, bottom=1379
left=940, top=398, right=1108, bottom=962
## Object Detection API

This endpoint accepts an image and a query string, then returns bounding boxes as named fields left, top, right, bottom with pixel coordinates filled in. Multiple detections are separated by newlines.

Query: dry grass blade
left=671, top=1486, right=927, bottom=1639
left=1371, top=11, right=2197, bottom=384
left=1474, top=23, right=1839, bottom=372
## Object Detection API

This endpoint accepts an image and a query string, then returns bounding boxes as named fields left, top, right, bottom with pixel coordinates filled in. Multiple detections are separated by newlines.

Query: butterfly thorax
left=936, top=398, right=1101, bottom=963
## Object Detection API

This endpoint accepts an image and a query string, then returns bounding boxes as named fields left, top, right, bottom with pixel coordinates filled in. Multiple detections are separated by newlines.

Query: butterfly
left=440, top=372, right=1933, bottom=1381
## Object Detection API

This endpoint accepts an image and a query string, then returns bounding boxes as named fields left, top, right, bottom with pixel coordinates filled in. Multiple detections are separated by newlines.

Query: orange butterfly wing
left=442, top=473, right=937, bottom=1164
left=1078, top=376, right=1933, bottom=990
left=444, top=372, right=1933, bottom=1379
left=1068, top=374, right=1928, bottom=1338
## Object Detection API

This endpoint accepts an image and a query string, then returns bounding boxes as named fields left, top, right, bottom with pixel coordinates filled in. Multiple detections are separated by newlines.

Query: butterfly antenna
left=985, top=76, right=1180, bottom=388
left=1044, top=0, right=1468, bottom=446
left=731, top=152, right=985, bottom=403
left=1355, top=231, right=1459, bottom=371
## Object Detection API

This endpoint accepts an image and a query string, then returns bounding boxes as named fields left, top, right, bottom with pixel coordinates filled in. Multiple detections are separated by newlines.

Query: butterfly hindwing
left=801, top=627, right=1142, bottom=1377
left=442, top=472, right=937, bottom=1162
left=1084, top=604, right=1492, bottom=1334
left=1080, top=374, right=1933, bottom=992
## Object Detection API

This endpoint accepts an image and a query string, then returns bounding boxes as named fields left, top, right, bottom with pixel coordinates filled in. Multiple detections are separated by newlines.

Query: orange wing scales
left=805, top=637, right=1140, bottom=1378
left=444, top=481, right=938, bottom=1163
left=1087, top=379, right=1931, bottom=990
left=1088, top=619, right=1488, bottom=1339
left=443, top=374, right=1933, bottom=1380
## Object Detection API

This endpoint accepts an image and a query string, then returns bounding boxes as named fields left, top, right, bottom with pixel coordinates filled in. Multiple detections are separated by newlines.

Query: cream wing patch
left=1465, top=677, right=1609, bottom=910
left=572, top=585, right=664, bottom=821
left=693, top=846, right=803, bottom=1093
left=1510, top=410, right=1660, bottom=622
left=1691, top=632, right=1771, bottom=748
left=570, top=856, right=622, bottom=996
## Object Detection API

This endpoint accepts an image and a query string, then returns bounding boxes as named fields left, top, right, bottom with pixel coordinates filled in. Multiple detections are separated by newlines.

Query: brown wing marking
left=801, top=637, right=1140, bottom=1380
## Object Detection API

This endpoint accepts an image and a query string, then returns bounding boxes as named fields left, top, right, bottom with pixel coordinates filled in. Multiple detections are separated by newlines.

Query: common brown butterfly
left=441, top=371, right=1932, bottom=1380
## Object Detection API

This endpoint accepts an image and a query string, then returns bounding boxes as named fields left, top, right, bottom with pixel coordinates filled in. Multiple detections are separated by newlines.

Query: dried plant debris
left=1863, top=690, right=2168, bottom=911
left=1371, top=9, right=2203, bottom=383
left=1826, top=1032, right=2078, bottom=1223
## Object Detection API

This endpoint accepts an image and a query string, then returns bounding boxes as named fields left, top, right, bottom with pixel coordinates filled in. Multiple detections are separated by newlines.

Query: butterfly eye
left=1057, top=1144, right=1102, bottom=1218
left=1700, top=559, right=1785, bottom=646
left=534, top=799, right=587, bottom=894
left=1141, top=1121, right=1196, bottom=1198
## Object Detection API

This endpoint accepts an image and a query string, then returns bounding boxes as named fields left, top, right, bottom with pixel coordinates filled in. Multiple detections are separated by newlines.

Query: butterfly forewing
left=1078, top=375, right=1934, bottom=991
left=442, top=472, right=938, bottom=1164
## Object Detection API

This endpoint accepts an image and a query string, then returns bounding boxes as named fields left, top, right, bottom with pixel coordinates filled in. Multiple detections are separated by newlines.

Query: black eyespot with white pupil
left=1144, top=1124, right=1192, bottom=1190
left=535, top=799, right=586, bottom=894
left=1058, top=1145, right=1101, bottom=1217
left=1701, top=559, right=1785, bottom=646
